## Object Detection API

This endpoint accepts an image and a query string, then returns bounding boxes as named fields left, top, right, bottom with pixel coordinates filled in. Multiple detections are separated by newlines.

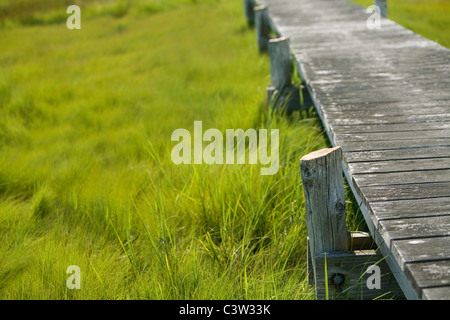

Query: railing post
left=300, top=147, right=403, bottom=299
left=300, top=146, right=351, bottom=263
left=375, top=0, right=387, bottom=17
left=269, top=37, right=291, bottom=89
left=243, top=0, right=255, bottom=27
left=254, top=5, right=269, bottom=53
left=267, top=37, right=300, bottom=111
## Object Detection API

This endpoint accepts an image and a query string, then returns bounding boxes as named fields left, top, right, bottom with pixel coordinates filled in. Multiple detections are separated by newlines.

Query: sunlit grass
left=0, top=0, right=329, bottom=299
left=350, top=0, right=450, bottom=48
left=3, top=0, right=444, bottom=300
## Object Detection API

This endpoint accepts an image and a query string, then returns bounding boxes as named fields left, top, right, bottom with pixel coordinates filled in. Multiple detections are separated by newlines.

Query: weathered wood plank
left=314, top=251, right=404, bottom=300
left=328, top=115, right=450, bottom=127
left=405, top=261, right=450, bottom=295
left=332, top=123, right=450, bottom=135
left=360, top=182, right=450, bottom=202
left=344, top=147, right=450, bottom=163
left=340, top=139, right=450, bottom=153
left=348, top=158, right=450, bottom=174
left=391, top=237, right=450, bottom=268
left=353, top=170, right=450, bottom=187
left=327, top=106, right=450, bottom=118
left=422, top=287, right=450, bottom=300
left=378, top=216, right=450, bottom=245
left=258, top=0, right=450, bottom=299
left=335, top=130, right=450, bottom=143
left=369, top=197, right=450, bottom=221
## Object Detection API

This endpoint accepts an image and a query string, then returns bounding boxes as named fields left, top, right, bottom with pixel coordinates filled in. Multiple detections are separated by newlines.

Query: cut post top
left=300, top=146, right=341, bottom=162
left=269, top=36, right=289, bottom=44
left=254, top=4, right=267, bottom=11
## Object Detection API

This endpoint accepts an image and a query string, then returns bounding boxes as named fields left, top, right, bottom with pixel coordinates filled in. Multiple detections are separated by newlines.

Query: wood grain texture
left=300, top=147, right=351, bottom=260
left=256, top=0, right=450, bottom=299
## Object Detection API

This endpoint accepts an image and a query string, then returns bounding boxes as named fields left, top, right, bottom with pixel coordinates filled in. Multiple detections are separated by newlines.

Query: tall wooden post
left=243, top=0, right=255, bottom=27
left=255, top=5, right=269, bottom=53
left=300, top=147, right=351, bottom=271
left=375, top=0, right=387, bottom=17
left=300, top=147, right=404, bottom=299
left=269, top=37, right=291, bottom=89
left=267, top=37, right=300, bottom=111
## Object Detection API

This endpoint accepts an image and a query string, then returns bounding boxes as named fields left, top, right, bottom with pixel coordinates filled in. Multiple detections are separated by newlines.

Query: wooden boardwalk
left=256, top=0, right=450, bottom=299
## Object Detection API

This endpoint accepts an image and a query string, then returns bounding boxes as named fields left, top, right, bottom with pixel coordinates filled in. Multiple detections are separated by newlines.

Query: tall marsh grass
left=0, top=0, right=332, bottom=299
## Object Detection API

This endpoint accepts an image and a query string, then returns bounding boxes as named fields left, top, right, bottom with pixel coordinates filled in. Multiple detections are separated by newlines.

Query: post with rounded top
left=267, top=37, right=300, bottom=111
left=375, top=0, right=387, bottom=17
left=269, top=37, right=292, bottom=89
left=243, top=0, right=255, bottom=27
left=300, top=147, right=351, bottom=278
left=254, top=5, right=269, bottom=53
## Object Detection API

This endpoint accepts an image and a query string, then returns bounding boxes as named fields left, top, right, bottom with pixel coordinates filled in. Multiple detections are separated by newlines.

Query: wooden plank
left=340, top=139, right=450, bottom=152
left=335, top=130, right=450, bottom=143
left=369, top=197, right=450, bottom=221
left=378, top=216, right=450, bottom=245
left=405, top=261, right=450, bottom=298
left=327, top=107, right=450, bottom=118
left=391, top=237, right=450, bottom=269
left=348, top=158, right=450, bottom=174
left=344, top=147, right=450, bottom=163
left=314, top=251, right=404, bottom=300
left=360, top=182, right=450, bottom=202
left=422, top=287, right=450, bottom=300
left=328, top=115, right=450, bottom=126
left=332, top=122, right=450, bottom=134
left=353, top=170, right=450, bottom=187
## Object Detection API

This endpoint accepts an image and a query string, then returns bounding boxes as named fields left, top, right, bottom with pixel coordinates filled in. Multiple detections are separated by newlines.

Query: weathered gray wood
left=378, top=216, right=450, bottom=248
left=307, top=231, right=378, bottom=285
left=345, top=147, right=450, bottom=163
left=353, top=169, right=450, bottom=187
left=335, top=130, right=450, bottom=143
left=348, top=158, right=450, bottom=175
left=392, top=237, right=450, bottom=268
left=339, top=138, right=450, bottom=152
left=243, top=0, right=255, bottom=27
left=333, top=123, right=450, bottom=135
left=254, top=0, right=450, bottom=299
left=405, top=261, right=450, bottom=297
left=300, top=147, right=351, bottom=261
left=375, top=0, right=387, bottom=18
left=266, top=37, right=301, bottom=111
left=268, top=37, right=292, bottom=88
left=314, top=251, right=404, bottom=300
left=369, top=197, right=450, bottom=221
left=360, top=182, right=450, bottom=202
left=254, top=5, right=269, bottom=53
left=422, top=287, right=450, bottom=300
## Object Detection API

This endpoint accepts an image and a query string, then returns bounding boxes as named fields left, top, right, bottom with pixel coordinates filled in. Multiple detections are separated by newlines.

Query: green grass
left=350, top=0, right=450, bottom=48
left=2, top=0, right=446, bottom=300
left=0, top=0, right=332, bottom=299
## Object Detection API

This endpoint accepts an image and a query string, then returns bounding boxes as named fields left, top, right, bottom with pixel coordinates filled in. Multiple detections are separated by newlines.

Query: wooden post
left=266, top=37, right=301, bottom=111
left=300, top=147, right=351, bottom=268
left=269, top=37, right=291, bottom=89
left=243, top=0, right=255, bottom=27
left=301, top=147, right=404, bottom=299
left=375, top=0, right=387, bottom=18
left=254, top=5, right=269, bottom=53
